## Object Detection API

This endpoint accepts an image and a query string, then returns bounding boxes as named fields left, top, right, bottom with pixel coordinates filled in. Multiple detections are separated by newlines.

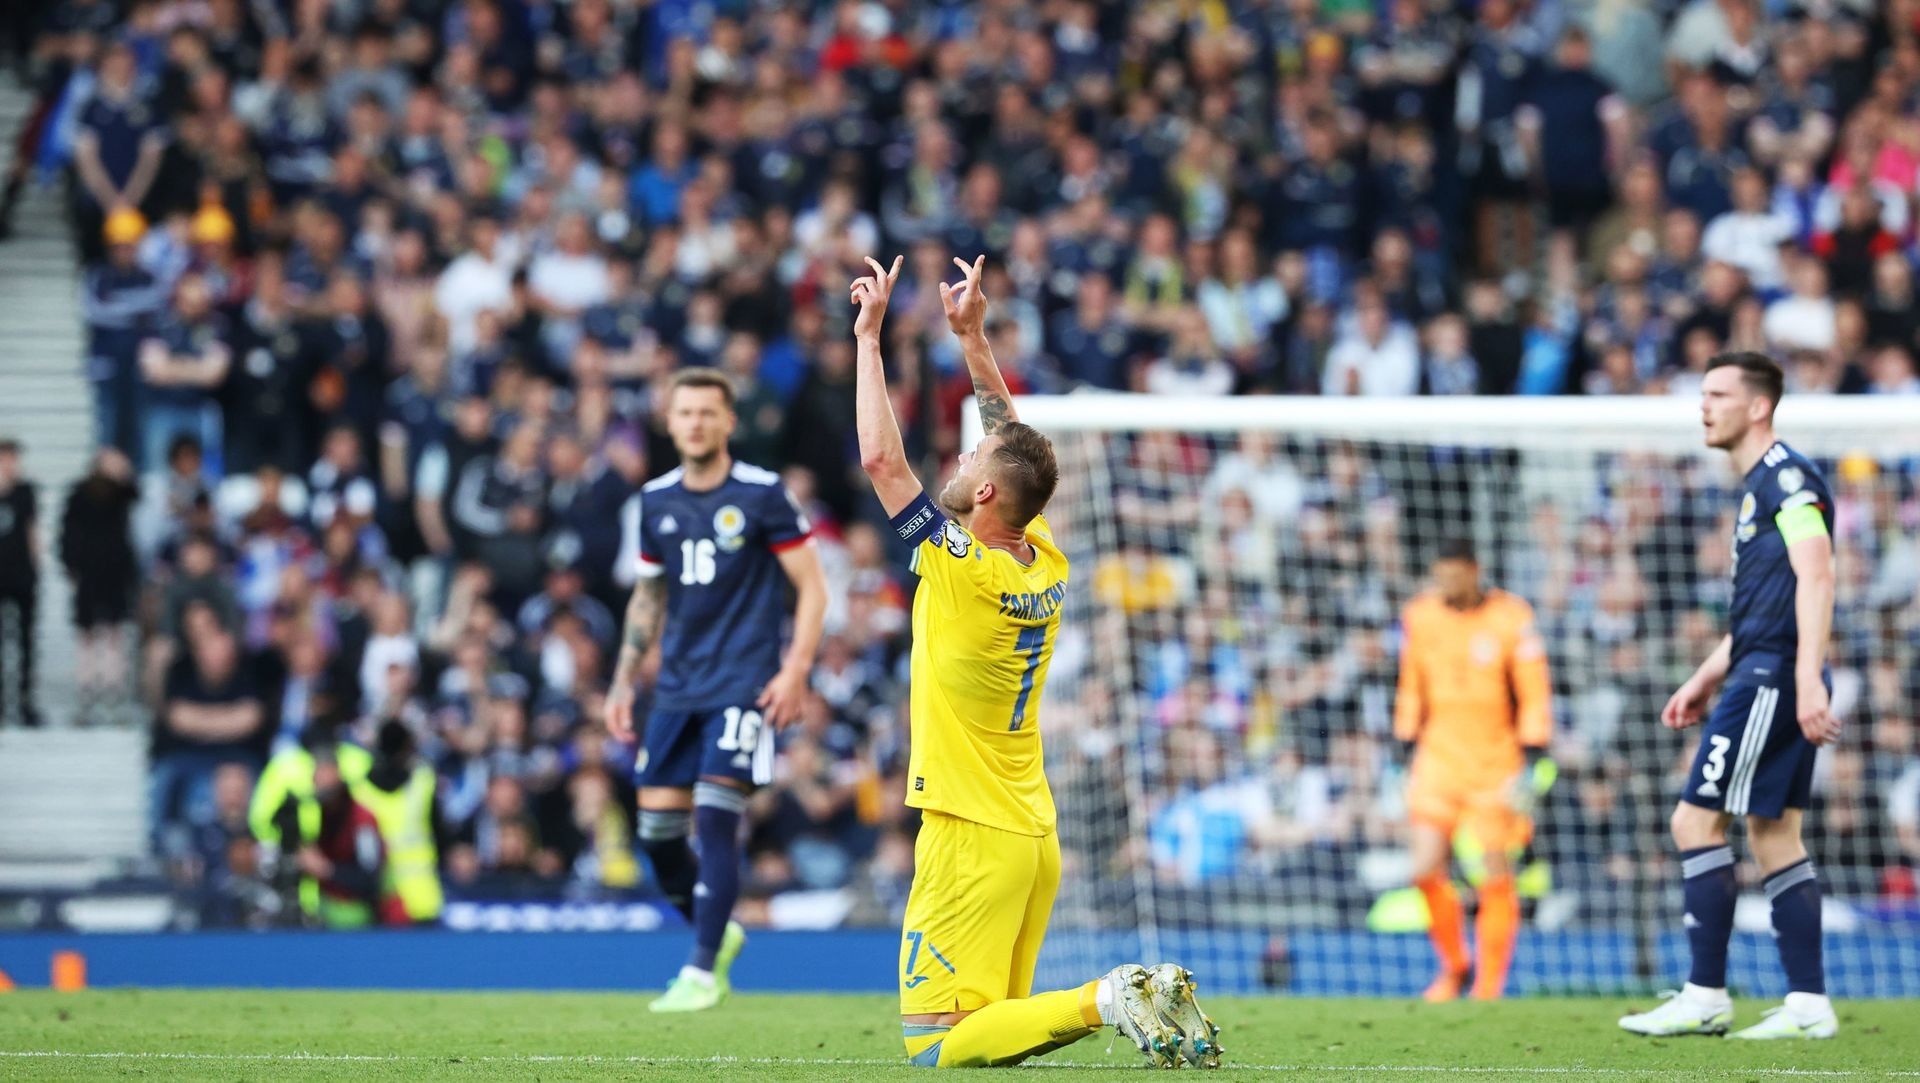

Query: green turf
left=1, top=990, right=1916, bottom=1081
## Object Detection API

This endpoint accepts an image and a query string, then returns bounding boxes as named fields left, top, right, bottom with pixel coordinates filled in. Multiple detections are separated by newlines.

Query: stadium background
left=0, top=0, right=1914, bottom=1003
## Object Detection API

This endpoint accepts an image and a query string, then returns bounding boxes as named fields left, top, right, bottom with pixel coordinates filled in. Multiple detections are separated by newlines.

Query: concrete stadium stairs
left=0, top=76, right=148, bottom=883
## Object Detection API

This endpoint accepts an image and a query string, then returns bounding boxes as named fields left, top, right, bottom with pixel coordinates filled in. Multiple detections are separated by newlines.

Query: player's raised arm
left=941, top=255, right=1019, bottom=435
left=852, top=255, right=924, bottom=517
left=1785, top=530, right=1839, bottom=745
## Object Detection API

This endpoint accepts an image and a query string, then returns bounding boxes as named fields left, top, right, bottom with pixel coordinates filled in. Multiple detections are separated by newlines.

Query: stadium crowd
left=0, top=0, right=1914, bottom=929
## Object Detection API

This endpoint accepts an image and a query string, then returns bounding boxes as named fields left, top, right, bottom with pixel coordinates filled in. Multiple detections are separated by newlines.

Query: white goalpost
left=957, top=396, right=1920, bottom=998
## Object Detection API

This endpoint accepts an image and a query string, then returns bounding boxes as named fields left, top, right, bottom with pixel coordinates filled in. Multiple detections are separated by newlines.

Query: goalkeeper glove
left=1505, top=748, right=1557, bottom=818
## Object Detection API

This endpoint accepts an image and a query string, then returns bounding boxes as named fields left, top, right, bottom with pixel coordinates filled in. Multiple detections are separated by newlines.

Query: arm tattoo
left=973, top=378, right=1012, bottom=436
left=612, top=579, right=665, bottom=685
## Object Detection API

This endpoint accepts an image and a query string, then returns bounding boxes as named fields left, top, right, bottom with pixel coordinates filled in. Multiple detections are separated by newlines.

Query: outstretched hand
left=1796, top=679, right=1842, bottom=747
left=939, top=255, right=989, bottom=338
left=1661, top=677, right=1711, bottom=731
left=851, top=255, right=904, bottom=339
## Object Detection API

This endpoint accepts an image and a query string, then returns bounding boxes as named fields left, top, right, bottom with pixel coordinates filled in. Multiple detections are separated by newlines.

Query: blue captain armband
left=890, top=492, right=946, bottom=547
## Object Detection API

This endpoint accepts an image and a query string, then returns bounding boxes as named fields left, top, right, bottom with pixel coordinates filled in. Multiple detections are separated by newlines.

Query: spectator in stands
left=82, top=208, right=165, bottom=458
left=61, top=446, right=139, bottom=722
left=149, top=616, right=265, bottom=846
left=137, top=273, right=229, bottom=477
left=1324, top=291, right=1419, bottom=396
left=1702, top=166, right=1795, bottom=292
left=70, top=41, right=167, bottom=263
left=1864, top=343, right=1920, bottom=397
left=0, top=439, right=40, bottom=728
left=1764, top=253, right=1839, bottom=352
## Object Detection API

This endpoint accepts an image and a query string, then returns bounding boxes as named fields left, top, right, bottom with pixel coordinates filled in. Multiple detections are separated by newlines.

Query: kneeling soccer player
left=852, top=253, right=1223, bottom=1068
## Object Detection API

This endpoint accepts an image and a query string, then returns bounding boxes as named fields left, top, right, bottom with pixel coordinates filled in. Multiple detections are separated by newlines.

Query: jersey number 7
left=1009, top=625, right=1048, bottom=732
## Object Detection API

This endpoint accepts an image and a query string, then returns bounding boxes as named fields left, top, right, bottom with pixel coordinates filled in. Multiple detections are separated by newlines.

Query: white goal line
left=1, top=1051, right=1914, bottom=1076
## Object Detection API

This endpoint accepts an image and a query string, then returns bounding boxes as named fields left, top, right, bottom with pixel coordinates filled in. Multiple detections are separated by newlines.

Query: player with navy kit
left=1621, top=352, right=1842, bottom=1040
left=605, top=368, right=827, bottom=1014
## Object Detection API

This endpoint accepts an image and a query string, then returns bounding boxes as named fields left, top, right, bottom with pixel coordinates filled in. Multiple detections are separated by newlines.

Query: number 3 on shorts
left=1702, top=734, right=1732, bottom=784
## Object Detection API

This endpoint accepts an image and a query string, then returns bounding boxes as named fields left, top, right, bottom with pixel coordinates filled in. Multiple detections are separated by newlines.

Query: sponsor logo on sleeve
left=1777, top=466, right=1804, bottom=494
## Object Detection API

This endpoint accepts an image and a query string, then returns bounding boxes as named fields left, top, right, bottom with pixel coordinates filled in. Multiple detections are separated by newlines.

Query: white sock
left=679, top=965, right=715, bottom=986
left=1784, top=991, right=1833, bottom=1021
left=1094, top=974, right=1119, bottom=1025
left=1682, top=982, right=1730, bottom=1006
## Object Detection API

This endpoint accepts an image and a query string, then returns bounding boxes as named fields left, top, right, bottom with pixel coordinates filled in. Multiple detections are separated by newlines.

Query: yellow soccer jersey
left=891, top=493, right=1067, bottom=837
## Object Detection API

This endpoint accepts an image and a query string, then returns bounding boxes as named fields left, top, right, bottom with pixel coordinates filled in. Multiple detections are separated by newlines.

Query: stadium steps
left=0, top=75, right=89, bottom=728
left=0, top=729, right=147, bottom=873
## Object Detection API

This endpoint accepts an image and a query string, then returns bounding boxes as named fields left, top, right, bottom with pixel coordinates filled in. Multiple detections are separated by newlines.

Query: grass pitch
left=2, top=990, right=1917, bottom=1081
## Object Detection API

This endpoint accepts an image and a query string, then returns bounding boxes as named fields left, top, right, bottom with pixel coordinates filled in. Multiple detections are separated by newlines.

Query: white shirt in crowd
left=434, top=250, right=514, bottom=355
left=528, top=249, right=610, bottom=313
left=1763, top=293, right=1837, bottom=352
left=1323, top=323, right=1421, bottom=396
left=1143, top=355, right=1236, bottom=396
left=1701, top=209, right=1795, bottom=291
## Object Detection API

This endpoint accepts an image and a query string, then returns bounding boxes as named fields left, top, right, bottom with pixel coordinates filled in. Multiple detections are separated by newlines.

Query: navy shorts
left=1681, top=659, right=1821, bottom=820
left=635, top=704, right=774, bottom=790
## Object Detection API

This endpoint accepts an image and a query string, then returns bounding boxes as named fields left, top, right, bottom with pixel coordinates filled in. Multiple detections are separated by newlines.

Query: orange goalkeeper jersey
left=1393, top=588, right=1552, bottom=785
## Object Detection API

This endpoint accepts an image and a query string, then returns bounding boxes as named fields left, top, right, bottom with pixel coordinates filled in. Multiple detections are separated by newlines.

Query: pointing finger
left=888, top=254, right=904, bottom=283
left=864, top=256, right=888, bottom=282
left=952, top=256, right=972, bottom=278
left=972, top=254, right=985, bottom=280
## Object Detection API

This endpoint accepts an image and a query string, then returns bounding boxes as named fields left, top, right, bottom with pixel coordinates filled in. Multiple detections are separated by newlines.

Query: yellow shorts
left=899, top=811, right=1061, bottom=1015
left=1407, top=771, right=1532, bottom=853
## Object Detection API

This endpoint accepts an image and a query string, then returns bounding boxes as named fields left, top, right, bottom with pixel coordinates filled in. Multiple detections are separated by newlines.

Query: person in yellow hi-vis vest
left=250, top=738, right=372, bottom=925
left=252, top=741, right=386, bottom=927
left=349, top=721, right=444, bottom=925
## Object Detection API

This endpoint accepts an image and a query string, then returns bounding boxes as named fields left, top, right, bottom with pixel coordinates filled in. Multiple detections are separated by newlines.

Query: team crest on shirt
left=1777, top=467, right=1804, bottom=494
left=1738, top=493, right=1757, bottom=524
left=713, top=505, right=747, bottom=551
left=1471, top=633, right=1499, bottom=666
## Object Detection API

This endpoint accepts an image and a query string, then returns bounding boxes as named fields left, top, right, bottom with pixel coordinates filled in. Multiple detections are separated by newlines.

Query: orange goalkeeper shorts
left=1406, top=771, right=1532, bottom=852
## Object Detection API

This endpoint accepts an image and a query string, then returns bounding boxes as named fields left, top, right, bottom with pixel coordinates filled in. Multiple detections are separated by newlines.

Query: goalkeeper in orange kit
left=1393, top=537, right=1555, bottom=1001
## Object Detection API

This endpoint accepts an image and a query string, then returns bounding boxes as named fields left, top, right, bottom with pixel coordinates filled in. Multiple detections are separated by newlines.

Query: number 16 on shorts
left=636, top=704, right=776, bottom=788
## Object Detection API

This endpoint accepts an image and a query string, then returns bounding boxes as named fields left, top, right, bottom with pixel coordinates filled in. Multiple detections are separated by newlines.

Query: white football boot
left=1618, top=984, right=1734, bottom=1036
left=1728, top=994, right=1838, bottom=1040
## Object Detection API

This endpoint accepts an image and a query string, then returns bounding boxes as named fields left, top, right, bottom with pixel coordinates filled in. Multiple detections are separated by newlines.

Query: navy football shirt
left=635, top=460, right=810, bottom=711
left=1728, top=441, right=1833, bottom=668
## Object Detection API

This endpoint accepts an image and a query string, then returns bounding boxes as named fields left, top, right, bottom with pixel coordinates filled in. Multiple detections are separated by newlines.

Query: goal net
left=961, top=396, right=1920, bottom=999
